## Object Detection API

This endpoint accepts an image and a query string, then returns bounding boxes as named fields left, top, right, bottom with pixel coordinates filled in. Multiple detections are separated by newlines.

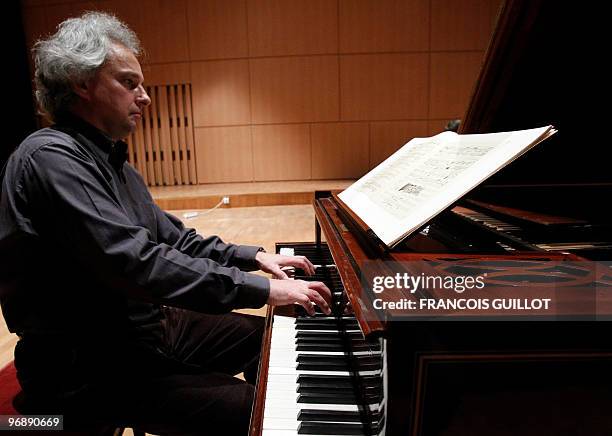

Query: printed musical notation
left=356, top=133, right=504, bottom=220
left=339, top=127, right=556, bottom=246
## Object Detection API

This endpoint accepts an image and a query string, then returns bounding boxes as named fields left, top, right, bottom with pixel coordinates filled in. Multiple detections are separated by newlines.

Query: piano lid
left=460, top=0, right=610, bottom=187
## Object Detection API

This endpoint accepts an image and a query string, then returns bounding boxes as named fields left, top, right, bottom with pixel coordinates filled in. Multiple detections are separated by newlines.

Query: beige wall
left=21, top=0, right=503, bottom=184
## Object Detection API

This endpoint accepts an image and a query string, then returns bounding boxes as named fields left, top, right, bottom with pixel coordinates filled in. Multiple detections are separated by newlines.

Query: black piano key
left=296, top=318, right=359, bottom=327
left=295, top=323, right=358, bottom=331
left=296, top=304, right=347, bottom=317
left=297, top=310, right=345, bottom=318
left=294, top=275, right=339, bottom=282
left=298, top=421, right=375, bottom=435
left=297, top=361, right=381, bottom=372
left=295, top=334, right=379, bottom=347
left=296, top=354, right=381, bottom=364
left=296, top=316, right=356, bottom=323
left=295, top=335, right=362, bottom=342
left=297, top=374, right=383, bottom=389
left=297, top=393, right=359, bottom=405
left=296, top=343, right=345, bottom=352
left=298, top=409, right=383, bottom=424
left=297, top=316, right=355, bottom=322
left=297, top=376, right=356, bottom=390
left=298, top=384, right=355, bottom=393
left=298, top=409, right=372, bottom=423
left=297, top=382, right=353, bottom=392
left=296, top=321, right=359, bottom=330
left=297, top=354, right=382, bottom=366
left=295, top=336, right=348, bottom=343
left=296, top=342, right=379, bottom=352
left=297, top=362, right=349, bottom=371
left=298, top=384, right=383, bottom=396
left=296, top=330, right=363, bottom=339
left=298, top=389, right=383, bottom=403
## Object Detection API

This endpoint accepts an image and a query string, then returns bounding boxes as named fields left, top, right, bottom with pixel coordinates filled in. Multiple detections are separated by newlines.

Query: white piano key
left=264, top=391, right=298, bottom=401
left=273, top=315, right=296, bottom=324
left=262, top=417, right=299, bottom=430
left=279, top=247, right=295, bottom=256
left=266, top=383, right=298, bottom=395
left=261, top=430, right=298, bottom=436
left=265, top=373, right=298, bottom=384
left=263, top=398, right=380, bottom=413
left=269, top=366, right=382, bottom=377
left=271, top=346, right=381, bottom=357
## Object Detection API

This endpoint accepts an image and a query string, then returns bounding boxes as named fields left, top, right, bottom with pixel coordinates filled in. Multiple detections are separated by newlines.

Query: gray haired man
left=0, top=11, right=330, bottom=435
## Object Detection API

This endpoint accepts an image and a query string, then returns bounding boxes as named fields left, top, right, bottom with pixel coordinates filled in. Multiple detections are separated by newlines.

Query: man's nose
left=136, top=85, right=151, bottom=107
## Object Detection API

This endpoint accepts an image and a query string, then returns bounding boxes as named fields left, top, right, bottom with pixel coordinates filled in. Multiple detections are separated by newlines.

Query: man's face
left=79, top=43, right=150, bottom=140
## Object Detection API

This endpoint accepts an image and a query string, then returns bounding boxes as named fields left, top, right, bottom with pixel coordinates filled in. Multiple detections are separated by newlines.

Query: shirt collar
left=54, top=113, right=128, bottom=175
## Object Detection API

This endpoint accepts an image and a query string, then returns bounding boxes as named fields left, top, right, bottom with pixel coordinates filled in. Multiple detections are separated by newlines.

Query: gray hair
left=33, top=11, right=142, bottom=121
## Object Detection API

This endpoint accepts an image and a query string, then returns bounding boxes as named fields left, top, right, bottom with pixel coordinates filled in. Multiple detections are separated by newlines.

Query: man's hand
left=268, top=278, right=332, bottom=316
left=256, top=251, right=316, bottom=279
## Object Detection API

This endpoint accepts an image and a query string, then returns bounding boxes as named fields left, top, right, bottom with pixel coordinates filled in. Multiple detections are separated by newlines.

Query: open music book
left=338, top=126, right=557, bottom=248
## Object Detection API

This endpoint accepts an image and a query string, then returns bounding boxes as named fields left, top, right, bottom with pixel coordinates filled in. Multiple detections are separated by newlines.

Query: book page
left=339, top=126, right=555, bottom=247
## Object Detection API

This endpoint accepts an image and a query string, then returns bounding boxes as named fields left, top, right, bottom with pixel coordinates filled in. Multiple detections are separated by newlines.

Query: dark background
left=4, top=1, right=37, bottom=170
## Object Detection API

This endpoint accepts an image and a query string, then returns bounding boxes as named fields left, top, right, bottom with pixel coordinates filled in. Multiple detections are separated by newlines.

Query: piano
left=250, top=1, right=612, bottom=435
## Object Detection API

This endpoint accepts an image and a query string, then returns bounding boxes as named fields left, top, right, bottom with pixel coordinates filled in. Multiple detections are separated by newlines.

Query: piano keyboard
left=453, top=207, right=612, bottom=254
left=263, top=314, right=385, bottom=436
left=261, top=245, right=386, bottom=436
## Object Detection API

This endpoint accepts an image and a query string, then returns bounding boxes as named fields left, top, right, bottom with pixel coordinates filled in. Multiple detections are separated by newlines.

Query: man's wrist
left=255, top=247, right=266, bottom=265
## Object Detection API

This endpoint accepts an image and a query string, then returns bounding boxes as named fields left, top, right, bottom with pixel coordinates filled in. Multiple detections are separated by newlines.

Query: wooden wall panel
left=250, top=56, right=339, bottom=124
left=431, top=0, right=501, bottom=51
left=99, top=0, right=189, bottom=63
left=252, top=124, right=311, bottom=181
left=247, top=0, right=338, bottom=57
left=311, top=122, right=369, bottom=179
left=194, top=126, right=254, bottom=183
left=191, top=59, right=251, bottom=127
left=187, top=0, right=248, bottom=60
left=23, top=2, right=97, bottom=48
left=340, top=53, right=429, bottom=121
left=45, top=3, right=84, bottom=31
left=20, top=0, right=500, bottom=186
left=429, top=51, right=483, bottom=120
left=369, top=120, right=429, bottom=168
left=339, top=0, right=429, bottom=53
left=22, top=2, right=98, bottom=76
left=143, top=63, right=191, bottom=86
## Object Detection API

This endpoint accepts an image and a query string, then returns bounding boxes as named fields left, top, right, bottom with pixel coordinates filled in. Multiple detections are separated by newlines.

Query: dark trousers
left=16, top=308, right=265, bottom=436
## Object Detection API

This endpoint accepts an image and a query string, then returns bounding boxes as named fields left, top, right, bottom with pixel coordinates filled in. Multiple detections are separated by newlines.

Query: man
left=0, top=11, right=331, bottom=435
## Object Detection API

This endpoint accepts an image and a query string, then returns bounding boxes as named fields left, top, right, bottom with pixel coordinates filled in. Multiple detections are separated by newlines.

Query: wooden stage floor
left=150, top=179, right=353, bottom=209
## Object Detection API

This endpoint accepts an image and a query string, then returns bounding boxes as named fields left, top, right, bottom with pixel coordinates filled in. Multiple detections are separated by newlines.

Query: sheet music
left=339, top=126, right=555, bottom=247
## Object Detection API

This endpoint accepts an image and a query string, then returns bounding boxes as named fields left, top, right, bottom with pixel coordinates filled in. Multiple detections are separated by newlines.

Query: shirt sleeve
left=21, top=143, right=269, bottom=313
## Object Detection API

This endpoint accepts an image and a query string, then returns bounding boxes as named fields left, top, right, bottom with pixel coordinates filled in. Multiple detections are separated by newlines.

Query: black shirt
left=0, top=115, right=269, bottom=355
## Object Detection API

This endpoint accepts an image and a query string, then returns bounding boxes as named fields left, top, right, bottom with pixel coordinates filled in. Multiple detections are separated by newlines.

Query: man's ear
left=72, top=79, right=91, bottom=100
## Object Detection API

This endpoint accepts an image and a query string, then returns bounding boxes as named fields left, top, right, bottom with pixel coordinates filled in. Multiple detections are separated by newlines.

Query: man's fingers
left=306, top=289, right=331, bottom=315
left=272, top=267, right=289, bottom=279
left=308, top=281, right=332, bottom=304
left=284, top=255, right=315, bottom=275
left=295, top=293, right=315, bottom=316
left=300, top=256, right=315, bottom=275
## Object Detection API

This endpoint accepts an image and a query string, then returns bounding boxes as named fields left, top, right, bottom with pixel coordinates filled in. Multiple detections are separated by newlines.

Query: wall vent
left=126, top=83, right=197, bottom=186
